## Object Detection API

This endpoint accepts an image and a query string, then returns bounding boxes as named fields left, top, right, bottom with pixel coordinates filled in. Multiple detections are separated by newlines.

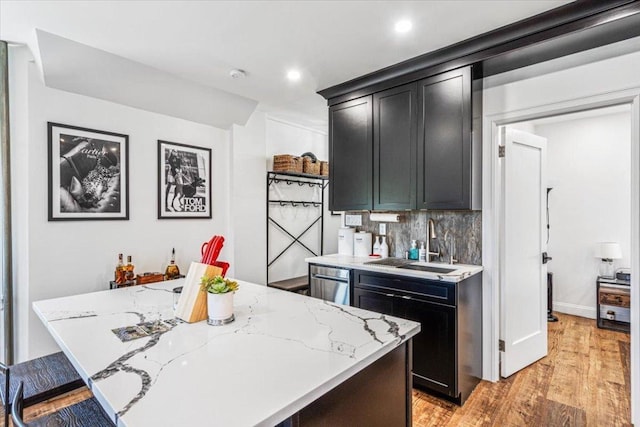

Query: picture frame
left=48, top=122, right=129, bottom=221
left=158, top=140, right=212, bottom=219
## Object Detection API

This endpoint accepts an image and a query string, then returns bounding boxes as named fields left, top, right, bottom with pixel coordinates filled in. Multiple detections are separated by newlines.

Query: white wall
left=535, top=111, right=631, bottom=318
left=231, top=112, right=267, bottom=285
left=9, top=47, right=233, bottom=360
left=231, top=115, right=338, bottom=285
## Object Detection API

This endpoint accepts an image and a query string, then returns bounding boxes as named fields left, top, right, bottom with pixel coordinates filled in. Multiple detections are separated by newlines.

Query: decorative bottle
left=409, top=240, right=419, bottom=260
left=115, top=253, right=125, bottom=284
left=419, top=242, right=427, bottom=262
left=380, top=236, right=389, bottom=259
left=165, top=248, right=181, bottom=280
left=372, top=236, right=381, bottom=255
left=125, top=255, right=135, bottom=281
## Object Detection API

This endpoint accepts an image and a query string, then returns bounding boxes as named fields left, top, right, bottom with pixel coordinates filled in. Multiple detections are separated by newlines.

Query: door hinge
left=499, top=339, right=505, bottom=351
left=498, top=146, right=505, bottom=158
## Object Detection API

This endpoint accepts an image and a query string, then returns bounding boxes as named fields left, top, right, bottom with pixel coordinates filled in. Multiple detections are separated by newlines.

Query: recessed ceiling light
left=287, top=69, right=301, bottom=81
left=395, top=19, right=412, bottom=34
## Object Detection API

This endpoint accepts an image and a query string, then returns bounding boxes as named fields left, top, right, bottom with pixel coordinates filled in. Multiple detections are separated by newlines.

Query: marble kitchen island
left=33, top=279, right=420, bottom=427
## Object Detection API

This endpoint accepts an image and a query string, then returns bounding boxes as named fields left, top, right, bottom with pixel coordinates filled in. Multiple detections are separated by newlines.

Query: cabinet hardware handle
left=386, top=293, right=395, bottom=297
left=401, top=295, right=412, bottom=300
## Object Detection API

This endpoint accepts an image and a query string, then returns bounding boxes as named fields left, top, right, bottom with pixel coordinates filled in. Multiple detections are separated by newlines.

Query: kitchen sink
left=364, top=258, right=413, bottom=267
left=365, top=258, right=457, bottom=274
left=397, top=264, right=457, bottom=274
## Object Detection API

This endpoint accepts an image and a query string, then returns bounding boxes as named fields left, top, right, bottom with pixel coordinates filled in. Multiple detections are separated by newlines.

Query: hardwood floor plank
left=541, top=399, right=587, bottom=427
left=411, top=313, right=630, bottom=426
left=446, top=377, right=515, bottom=427
left=492, top=361, right=553, bottom=426
left=546, top=316, right=591, bottom=409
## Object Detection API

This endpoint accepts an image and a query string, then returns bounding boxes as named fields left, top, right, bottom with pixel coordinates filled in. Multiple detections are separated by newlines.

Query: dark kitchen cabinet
left=327, top=66, right=479, bottom=212
left=398, top=297, right=455, bottom=396
left=373, top=83, right=417, bottom=210
left=329, top=96, right=373, bottom=211
left=353, top=270, right=482, bottom=404
left=417, top=67, right=474, bottom=210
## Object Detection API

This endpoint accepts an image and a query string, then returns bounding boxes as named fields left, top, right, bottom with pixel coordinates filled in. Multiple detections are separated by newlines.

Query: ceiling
left=1, top=0, right=572, bottom=129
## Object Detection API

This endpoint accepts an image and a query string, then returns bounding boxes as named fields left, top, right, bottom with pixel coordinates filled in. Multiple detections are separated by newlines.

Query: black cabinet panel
left=373, top=83, right=417, bottom=210
left=354, top=287, right=395, bottom=317
left=417, top=67, right=471, bottom=210
left=329, top=96, right=373, bottom=211
left=353, top=269, right=482, bottom=404
left=397, top=298, right=456, bottom=397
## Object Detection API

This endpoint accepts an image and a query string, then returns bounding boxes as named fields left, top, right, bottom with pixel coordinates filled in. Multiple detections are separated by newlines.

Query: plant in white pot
left=200, top=275, right=239, bottom=326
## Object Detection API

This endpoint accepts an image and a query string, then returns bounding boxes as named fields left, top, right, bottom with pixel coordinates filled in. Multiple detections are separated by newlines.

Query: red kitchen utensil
left=212, top=261, right=230, bottom=277
left=201, top=235, right=224, bottom=264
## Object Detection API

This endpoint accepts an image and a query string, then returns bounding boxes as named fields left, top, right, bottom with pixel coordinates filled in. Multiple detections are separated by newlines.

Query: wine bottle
left=115, top=253, right=125, bottom=284
left=125, top=255, right=135, bottom=281
left=165, top=248, right=180, bottom=279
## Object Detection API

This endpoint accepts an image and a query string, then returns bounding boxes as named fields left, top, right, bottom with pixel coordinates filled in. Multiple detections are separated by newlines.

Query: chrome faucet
left=444, top=230, right=458, bottom=264
left=426, top=219, right=439, bottom=262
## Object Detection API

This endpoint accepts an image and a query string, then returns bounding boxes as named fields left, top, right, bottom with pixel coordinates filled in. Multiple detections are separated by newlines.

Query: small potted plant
left=200, top=275, right=239, bottom=325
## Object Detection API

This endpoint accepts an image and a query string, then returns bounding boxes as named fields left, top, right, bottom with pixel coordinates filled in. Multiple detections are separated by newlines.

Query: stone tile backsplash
left=348, top=211, right=482, bottom=265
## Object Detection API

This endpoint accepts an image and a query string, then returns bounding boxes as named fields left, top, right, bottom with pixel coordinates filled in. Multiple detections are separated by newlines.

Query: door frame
left=482, top=88, right=640, bottom=421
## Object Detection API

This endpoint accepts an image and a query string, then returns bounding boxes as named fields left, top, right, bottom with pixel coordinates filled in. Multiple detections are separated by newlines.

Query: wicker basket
left=273, top=154, right=303, bottom=173
left=320, top=161, right=329, bottom=176
left=303, top=157, right=320, bottom=175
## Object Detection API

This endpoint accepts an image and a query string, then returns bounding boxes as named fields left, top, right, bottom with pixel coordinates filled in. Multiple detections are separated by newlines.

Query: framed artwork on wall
left=158, top=140, right=212, bottom=219
left=48, top=122, right=129, bottom=221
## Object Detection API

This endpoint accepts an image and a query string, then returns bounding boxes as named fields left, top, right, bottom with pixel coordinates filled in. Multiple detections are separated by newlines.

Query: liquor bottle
left=115, top=253, right=126, bottom=284
left=165, top=248, right=180, bottom=280
left=125, top=255, right=135, bottom=281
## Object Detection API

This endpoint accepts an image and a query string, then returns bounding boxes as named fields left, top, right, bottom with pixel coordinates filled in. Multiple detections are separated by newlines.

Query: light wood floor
left=13, top=313, right=631, bottom=426
left=413, top=313, right=631, bottom=426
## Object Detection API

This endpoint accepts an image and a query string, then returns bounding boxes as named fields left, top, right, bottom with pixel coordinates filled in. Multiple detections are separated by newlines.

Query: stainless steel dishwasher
left=309, top=265, right=351, bottom=305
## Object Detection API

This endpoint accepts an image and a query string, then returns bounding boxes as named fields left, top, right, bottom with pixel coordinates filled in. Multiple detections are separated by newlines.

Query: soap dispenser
left=380, top=236, right=389, bottom=259
left=419, top=242, right=427, bottom=262
left=409, top=240, right=419, bottom=260
left=372, top=235, right=381, bottom=255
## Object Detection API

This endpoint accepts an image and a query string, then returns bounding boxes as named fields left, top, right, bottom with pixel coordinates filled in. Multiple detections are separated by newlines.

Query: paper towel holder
left=369, top=213, right=401, bottom=223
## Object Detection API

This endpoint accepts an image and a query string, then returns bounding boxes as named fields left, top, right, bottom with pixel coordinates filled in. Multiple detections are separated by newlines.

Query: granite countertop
left=306, top=254, right=483, bottom=283
left=33, top=280, right=420, bottom=427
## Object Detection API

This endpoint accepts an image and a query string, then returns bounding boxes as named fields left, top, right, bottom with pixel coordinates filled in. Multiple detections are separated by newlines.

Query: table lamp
left=596, top=242, right=622, bottom=279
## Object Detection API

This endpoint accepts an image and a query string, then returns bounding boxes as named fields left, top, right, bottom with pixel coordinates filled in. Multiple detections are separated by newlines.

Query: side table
left=597, top=276, right=630, bottom=332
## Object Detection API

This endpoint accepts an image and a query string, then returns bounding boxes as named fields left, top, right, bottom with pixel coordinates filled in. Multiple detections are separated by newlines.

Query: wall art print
left=158, top=140, right=212, bottom=219
left=48, top=122, right=129, bottom=221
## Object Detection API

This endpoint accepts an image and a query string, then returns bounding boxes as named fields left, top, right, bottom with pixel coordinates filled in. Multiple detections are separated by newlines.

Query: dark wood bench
left=12, top=381, right=114, bottom=427
left=1, top=352, right=84, bottom=408
left=268, top=276, right=309, bottom=295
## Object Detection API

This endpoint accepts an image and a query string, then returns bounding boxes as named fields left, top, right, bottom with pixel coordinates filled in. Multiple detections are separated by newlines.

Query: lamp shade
left=596, top=242, right=622, bottom=259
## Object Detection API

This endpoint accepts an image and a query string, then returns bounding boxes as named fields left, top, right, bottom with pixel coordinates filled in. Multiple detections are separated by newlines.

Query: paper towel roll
left=338, top=228, right=355, bottom=255
left=353, top=232, right=372, bottom=257
left=369, top=213, right=401, bottom=222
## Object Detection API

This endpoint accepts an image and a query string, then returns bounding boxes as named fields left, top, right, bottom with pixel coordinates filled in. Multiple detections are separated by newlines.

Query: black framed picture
left=48, top=122, right=129, bottom=221
left=158, top=140, right=212, bottom=219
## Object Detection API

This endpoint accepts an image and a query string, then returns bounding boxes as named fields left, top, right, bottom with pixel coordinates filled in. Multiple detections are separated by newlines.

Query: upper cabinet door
left=417, top=67, right=472, bottom=210
left=373, top=83, right=417, bottom=210
left=329, top=96, right=373, bottom=211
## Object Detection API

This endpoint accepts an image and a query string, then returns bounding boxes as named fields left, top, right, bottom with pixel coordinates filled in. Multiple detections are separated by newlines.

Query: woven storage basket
left=303, top=157, right=320, bottom=175
left=273, top=154, right=303, bottom=173
left=320, top=161, right=329, bottom=176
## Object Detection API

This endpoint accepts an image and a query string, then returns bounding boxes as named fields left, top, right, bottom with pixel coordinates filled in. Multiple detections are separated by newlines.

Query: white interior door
left=500, top=127, right=548, bottom=378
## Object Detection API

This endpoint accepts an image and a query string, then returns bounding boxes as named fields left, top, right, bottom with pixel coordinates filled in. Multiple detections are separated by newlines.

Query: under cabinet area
left=327, top=65, right=480, bottom=212
left=353, top=270, right=482, bottom=404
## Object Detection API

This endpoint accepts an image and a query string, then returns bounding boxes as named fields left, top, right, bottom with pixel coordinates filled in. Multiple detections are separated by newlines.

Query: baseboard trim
left=553, top=302, right=597, bottom=319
